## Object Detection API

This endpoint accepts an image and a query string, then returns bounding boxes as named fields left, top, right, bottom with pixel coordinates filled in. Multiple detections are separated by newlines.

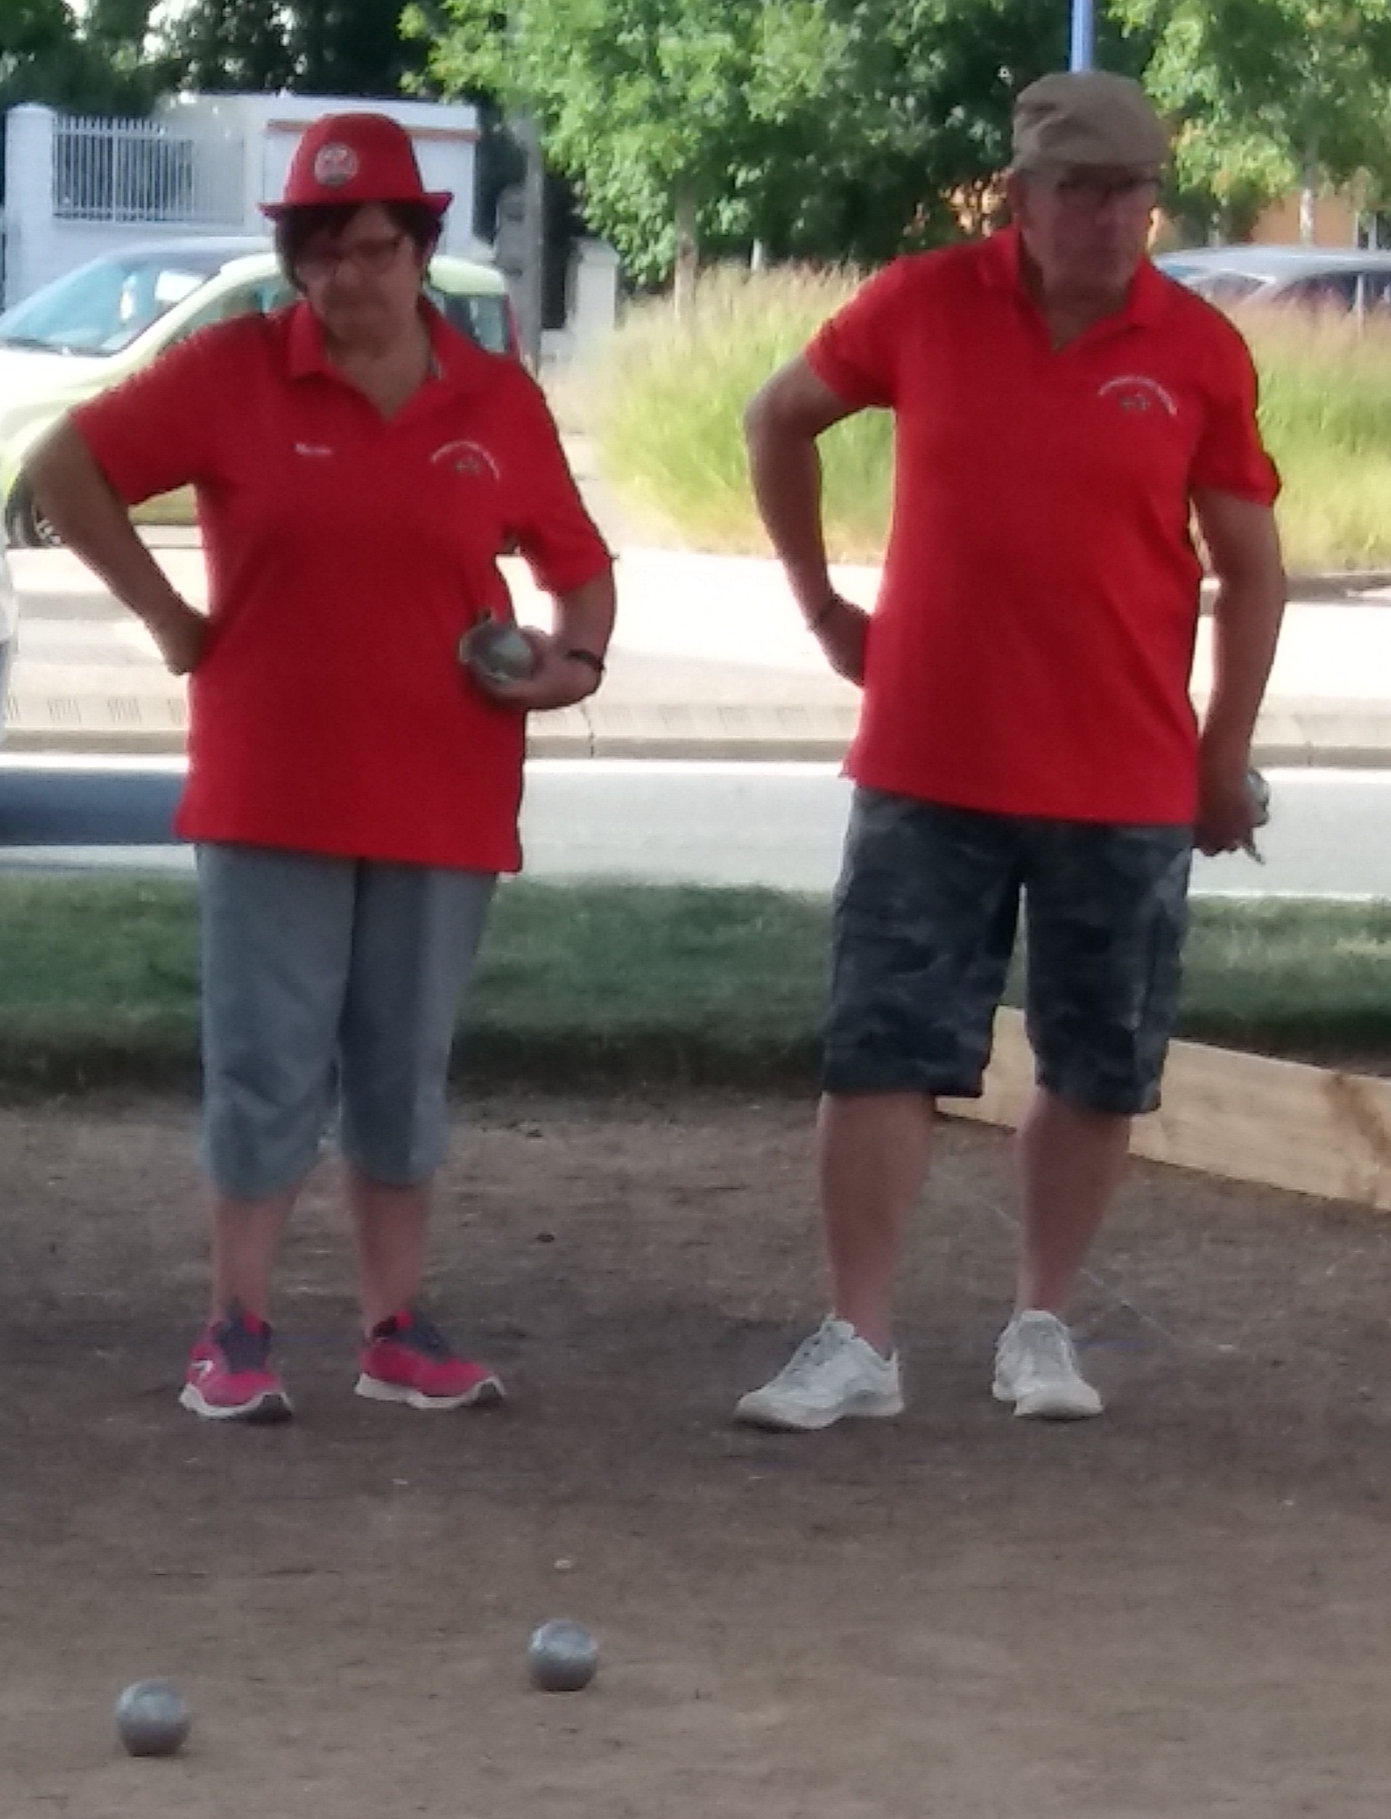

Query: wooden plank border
left=943, top=1009, right=1391, bottom=1211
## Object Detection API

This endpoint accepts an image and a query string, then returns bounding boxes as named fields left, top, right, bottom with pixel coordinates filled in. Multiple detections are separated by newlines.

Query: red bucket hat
left=262, top=112, right=452, bottom=219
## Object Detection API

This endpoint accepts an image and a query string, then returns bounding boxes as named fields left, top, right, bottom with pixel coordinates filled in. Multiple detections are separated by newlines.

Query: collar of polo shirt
left=980, top=224, right=1170, bottom=330
left=284, top=296, right=486, bottom=392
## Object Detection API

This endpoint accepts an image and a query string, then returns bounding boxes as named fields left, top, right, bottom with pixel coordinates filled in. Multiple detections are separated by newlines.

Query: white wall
left=161, top=92, right=487, bottom=260
left=4, top=94, right=488, bottom=309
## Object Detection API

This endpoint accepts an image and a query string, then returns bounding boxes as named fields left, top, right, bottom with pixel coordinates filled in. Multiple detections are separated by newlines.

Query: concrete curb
left=1280, top=567, right=1389, bottom=596
left=8, top=693, right=1391, bottom=767
left=12, top=573, right=1391, bottom=618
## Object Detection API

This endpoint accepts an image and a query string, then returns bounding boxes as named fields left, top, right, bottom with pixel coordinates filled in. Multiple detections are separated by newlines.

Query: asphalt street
left=2, top=756, right=1389, bottom=899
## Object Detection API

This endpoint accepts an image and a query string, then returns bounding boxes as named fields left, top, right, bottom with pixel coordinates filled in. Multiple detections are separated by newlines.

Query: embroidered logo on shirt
left=294, top=442, right=335, bottom=457
left=313, top=143, right=359, bottom=189
left=431, top=438, right=500, bottom=480
left=1098, top=374, right=1179, bottom=417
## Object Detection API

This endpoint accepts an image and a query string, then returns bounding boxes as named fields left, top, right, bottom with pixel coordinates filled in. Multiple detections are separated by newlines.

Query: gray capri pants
left=198, top=844, right=496, bottom=1199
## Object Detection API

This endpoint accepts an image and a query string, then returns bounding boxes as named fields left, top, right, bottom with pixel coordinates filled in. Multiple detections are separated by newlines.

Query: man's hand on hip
left=808, top=593, right=869, bottom=687
left=143, top=596, right=207, bottom=677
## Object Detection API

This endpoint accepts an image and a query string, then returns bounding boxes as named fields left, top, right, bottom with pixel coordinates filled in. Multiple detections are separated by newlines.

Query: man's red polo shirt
left=807, top=228, right=1280, bottom=825
left=73, top=302, right=612, bottom=870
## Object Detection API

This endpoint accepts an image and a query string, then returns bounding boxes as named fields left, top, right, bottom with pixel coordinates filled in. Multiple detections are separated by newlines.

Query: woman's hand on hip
left=143, top=596, right=208, bottom=677
left=473, top=627, right=605, bottom=712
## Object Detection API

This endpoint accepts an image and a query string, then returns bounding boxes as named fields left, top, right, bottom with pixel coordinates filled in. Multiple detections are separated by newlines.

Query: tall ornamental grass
left=593, top=266, right=891, bottom=558
left=593, top=264, right=1391, bottom=573
left=1245, top=310, right=1391, bottom=572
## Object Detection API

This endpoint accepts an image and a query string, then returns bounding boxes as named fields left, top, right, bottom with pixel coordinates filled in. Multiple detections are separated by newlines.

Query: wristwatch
left=563, top=648, right=606, bottom=679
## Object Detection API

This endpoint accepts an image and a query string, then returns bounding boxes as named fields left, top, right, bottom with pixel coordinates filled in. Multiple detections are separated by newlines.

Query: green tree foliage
left=294, top=0, right=430, bottom=94
left=762, top=0, right=1149, bottom=261
left=1, top=0, right=171, bottom=114
left=160, top=0, right=427, bottom=96
left=159, top=0, right=296, bottom=91
left=410, top=0, right=1147, bottom=280
left=1119, top=0, right=1391, bottom=233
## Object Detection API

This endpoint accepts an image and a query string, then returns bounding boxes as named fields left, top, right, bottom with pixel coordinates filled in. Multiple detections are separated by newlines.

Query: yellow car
left=0, top=522, right=15, bottom=741
left=0, top=235, right=517, bottom=546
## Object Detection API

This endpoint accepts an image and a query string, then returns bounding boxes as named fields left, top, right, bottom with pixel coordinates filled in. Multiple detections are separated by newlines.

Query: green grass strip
left=0, top=875, right=1388, bottom=1096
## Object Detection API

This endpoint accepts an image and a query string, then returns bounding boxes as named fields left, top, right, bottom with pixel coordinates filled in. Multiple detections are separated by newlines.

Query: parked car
left=0, top=236, right=518, bottom=547
left=1156, top=244, right=1391, bottom=314
left=0, top=521, right=15, bottom=743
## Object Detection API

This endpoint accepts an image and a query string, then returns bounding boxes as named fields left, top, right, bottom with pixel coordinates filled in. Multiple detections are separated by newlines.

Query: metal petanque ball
left=527, top=1620, right=598, bottom=1693
left=115, top=1680, right=191, bottom=1757
left=460, top=617, right=536, bottom=685
left=1247, top=767, right=1271, bottom=827
left=1243, top=766, right=1271, bottom=861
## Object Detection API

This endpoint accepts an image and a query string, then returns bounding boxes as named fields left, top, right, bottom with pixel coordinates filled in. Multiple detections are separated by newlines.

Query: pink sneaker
left=355, top=1309, right=504, bottom=1411
left=179, top=1306, right=293, bottom=1423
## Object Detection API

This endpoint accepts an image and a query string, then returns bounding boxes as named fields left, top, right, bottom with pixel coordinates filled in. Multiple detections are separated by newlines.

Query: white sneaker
left=992, top=1310, right=1102, bottom=1420
left=735, top=1317, right=904, bottom=1432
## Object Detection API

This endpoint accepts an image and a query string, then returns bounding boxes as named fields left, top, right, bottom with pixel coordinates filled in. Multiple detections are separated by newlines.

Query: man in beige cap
left=737, top=71, right=1286, bottom=1431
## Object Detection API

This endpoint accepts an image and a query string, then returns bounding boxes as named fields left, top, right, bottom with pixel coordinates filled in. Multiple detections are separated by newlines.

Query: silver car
left=0, top=523, right=15, bottom=742
left=1156, top=244, right=1391, bottom=314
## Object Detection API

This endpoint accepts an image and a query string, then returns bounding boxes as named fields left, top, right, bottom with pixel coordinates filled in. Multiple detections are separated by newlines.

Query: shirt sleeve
left=502, top=371, right=614, bottom=595
left=1189, top=321, right=1281, bottom=505
left=70, top=326, right=228, bottom=504
left=805, top=260, right=911, bottom=410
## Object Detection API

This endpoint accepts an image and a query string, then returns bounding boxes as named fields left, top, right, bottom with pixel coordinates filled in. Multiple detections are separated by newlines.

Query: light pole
left=1070, top=0, right=1095, bottom=70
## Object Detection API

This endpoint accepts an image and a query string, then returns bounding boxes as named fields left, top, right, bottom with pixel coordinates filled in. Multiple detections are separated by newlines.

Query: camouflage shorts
left=823, top=788, right=1194, bottom=1115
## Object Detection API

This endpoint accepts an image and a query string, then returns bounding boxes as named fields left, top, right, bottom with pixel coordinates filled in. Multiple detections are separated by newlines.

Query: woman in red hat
left=30, top=111, right=616, bottom=1425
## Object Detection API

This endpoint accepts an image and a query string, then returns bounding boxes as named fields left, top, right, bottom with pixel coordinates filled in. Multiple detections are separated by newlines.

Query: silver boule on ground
left=114, top=1679, right=191, bottom=1757
left=526, top=1620, right=599, bottom=1692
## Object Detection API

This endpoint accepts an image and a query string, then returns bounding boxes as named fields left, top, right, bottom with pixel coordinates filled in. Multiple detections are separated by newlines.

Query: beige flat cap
left=1013, top=70, right=1170, bottom=169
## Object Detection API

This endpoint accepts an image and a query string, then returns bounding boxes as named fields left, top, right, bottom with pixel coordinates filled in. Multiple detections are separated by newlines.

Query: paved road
left=3, top=757, right=1390, bottom=899
left=8, top=541, right=1391, bottom=764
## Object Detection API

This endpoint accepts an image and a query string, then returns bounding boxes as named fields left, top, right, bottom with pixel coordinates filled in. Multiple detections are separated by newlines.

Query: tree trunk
left=673, top=183, right=699, bottom=319
left=1299, top=139, right=1318, bottom=245
left=510, top=112, right=546, bottom=369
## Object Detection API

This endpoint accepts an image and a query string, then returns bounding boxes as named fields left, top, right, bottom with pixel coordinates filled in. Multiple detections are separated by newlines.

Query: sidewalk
left=6, top=539, right=1391, bottom=763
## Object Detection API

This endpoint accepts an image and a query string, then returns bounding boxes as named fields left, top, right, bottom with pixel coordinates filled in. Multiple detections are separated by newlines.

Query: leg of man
left=993, top=820, right=1192, bottom=1420
left=736, top=791, right=1022, bottom=1431
left=339, top=863, right=502, bottom=1410
left=820, top=1091, right=935, bottom=1357
left=1015, top=1088, right=1131, bottom=1313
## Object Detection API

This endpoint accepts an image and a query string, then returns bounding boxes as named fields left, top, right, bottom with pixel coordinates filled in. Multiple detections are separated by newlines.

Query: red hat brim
left=260, top=190, right=453, bottom=220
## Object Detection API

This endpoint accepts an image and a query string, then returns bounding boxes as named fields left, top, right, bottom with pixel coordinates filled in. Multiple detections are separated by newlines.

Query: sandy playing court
left=2, top=1090, right=1389, bottom=1817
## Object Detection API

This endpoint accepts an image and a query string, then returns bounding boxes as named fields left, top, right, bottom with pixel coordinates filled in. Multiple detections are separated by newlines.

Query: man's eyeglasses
left=1049, top=173, right=1162, bottom=212
left=296, top=233, right=409, bottom=280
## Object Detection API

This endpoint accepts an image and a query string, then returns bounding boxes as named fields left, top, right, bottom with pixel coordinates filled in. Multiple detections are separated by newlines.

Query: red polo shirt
left=73, top=302, right=612, bottom=870
left=807, top=227, right=1280, bottom=824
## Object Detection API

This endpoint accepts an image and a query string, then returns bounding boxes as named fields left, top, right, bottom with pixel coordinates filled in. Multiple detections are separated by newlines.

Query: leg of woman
left=183, top=845, right=356, bottom=1422
left=338, top=864, right=498, bottom=1407
left=199, top=843, right=358, bottom=1317
left=208, top=1184, right=300, bottom=1322
left=344, top=1173, right=429, bottom=1333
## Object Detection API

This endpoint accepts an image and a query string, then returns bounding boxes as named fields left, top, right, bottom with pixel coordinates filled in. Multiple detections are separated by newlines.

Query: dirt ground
left=3, top=1092, right=1391, bottom=1818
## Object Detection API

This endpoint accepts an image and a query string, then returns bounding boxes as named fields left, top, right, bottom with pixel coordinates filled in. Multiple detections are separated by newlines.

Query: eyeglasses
left=296, top=232, right=409, bottom=280
left=1049, top=173, right=1162, bottom=212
